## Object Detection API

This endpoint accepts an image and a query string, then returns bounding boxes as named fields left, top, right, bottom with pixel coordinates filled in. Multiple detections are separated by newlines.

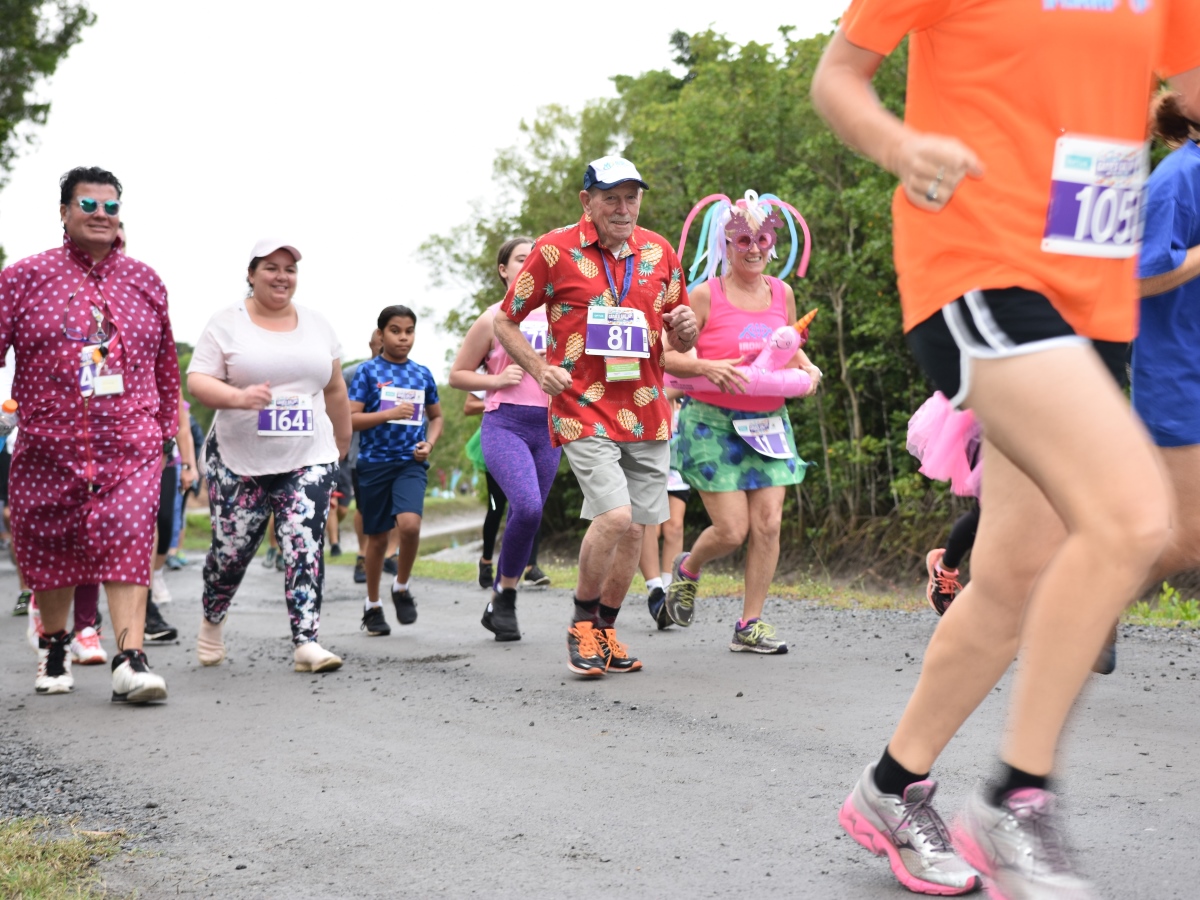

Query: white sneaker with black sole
left=111, top=649, right=167, bottom=703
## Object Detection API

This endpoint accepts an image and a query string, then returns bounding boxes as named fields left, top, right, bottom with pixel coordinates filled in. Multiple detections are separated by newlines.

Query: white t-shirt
left=189, top=301, right=341, bottom=476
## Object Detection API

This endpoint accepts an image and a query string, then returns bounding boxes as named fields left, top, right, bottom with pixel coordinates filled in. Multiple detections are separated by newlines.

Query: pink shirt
left=483, top=303, right=548, bottom=412
left=688, top=276, right=788, bottom=413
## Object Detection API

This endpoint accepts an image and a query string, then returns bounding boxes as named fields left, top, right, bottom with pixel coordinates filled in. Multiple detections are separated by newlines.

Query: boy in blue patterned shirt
left=348, top=305, right=443, bottom=636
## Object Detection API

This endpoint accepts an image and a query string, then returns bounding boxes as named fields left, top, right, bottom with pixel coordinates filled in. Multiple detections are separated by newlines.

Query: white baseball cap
left=583, top=156, right=649, bottom=191
left=249, top=238, right=302, bottom=265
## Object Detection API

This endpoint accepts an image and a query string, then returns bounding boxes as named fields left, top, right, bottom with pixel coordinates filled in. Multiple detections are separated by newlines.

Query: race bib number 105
left=1042, top=135, right=1148, bottom=259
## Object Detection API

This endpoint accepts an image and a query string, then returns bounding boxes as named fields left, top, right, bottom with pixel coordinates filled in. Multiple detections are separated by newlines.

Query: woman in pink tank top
left=663, top=192, right=822, bottom=655
left=449, top=237, right=560, bottom=641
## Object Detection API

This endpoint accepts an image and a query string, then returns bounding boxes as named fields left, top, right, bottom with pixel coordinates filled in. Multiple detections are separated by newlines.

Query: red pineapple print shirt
left=501, top=215, right=688, bottom=448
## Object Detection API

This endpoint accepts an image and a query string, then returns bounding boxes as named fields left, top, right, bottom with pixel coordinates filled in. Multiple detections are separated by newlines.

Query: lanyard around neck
left=600, top=247, right=634, bottom=307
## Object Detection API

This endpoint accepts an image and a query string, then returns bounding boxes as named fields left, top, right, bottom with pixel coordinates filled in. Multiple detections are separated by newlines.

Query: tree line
left=424, top=27, right=974, bottom=577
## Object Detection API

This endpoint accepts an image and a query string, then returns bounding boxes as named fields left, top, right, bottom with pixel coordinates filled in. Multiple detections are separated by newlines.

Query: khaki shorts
left=561, top=437, right=670, bottom=525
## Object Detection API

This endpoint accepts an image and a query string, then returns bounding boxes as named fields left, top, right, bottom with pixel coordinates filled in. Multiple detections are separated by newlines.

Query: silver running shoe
left=953, top=788, right=1097, bottom=900
left=840, top=764, right=982, bottom=896
left=664, top=552, right=697, bottom=627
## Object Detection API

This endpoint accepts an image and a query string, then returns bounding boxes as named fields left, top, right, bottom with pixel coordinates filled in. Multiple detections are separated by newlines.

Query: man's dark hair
left=378, top=305, right=417, bottom=330
left=59, top=166, right=122, bottom=205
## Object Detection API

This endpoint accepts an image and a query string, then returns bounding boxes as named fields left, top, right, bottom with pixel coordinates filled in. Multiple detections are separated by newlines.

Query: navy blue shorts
left=356, top=458, right=427, bottom=535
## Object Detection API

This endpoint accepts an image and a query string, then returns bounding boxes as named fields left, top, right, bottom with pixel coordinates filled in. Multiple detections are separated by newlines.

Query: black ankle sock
left=873, top=746, right=929, bottom=797
left=573, top=598, right=600, bottom=623
left=598, top=603, right=620, bottom=626
left=991, top=764, right=1049, bottom=807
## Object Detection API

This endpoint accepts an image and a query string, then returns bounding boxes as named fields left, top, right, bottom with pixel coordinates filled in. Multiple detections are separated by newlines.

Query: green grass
left=401, top=557, right=929, bottom=612
left=178, top=506, right=1200, bottom=628
left=0, top=818, right=124, bottom=899
left=1126, top=582, right=1200, bottom=628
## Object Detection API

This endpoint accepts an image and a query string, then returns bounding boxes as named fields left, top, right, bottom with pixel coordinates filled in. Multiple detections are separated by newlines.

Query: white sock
left=393, top=579, right=408, bottom=592
left=662, top=572, right=673, bottom=589
left=645, top=577, right=663, bottom=592
left=364, top=598, right=382, bottom=611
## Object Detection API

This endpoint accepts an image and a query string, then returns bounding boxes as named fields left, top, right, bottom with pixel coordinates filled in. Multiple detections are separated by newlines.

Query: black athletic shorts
left=906, top=287, right=1128, bottom=406
left=668, top=487, right=691, bottom=505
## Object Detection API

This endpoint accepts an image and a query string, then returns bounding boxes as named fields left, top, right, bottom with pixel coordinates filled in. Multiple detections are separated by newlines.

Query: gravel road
left=2, top=558, right=1197, bottom=898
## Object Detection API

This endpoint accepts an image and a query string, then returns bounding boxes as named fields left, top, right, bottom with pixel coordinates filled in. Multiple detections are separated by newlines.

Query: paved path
left=1, top=560, right=1197, bottom=898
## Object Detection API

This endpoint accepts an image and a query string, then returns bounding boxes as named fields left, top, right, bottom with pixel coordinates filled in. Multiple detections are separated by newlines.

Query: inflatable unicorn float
left=664, top=190, right=817, bottom=397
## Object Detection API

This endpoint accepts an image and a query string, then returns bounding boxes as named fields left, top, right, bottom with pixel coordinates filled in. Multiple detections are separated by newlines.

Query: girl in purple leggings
left=449, top=237, right=559, bottom=641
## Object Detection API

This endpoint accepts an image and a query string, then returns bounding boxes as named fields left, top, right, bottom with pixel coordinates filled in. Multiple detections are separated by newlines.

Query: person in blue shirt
left=1121, top=92, right=1200, bottom=673
left=348, top=306, right=442, bottom=636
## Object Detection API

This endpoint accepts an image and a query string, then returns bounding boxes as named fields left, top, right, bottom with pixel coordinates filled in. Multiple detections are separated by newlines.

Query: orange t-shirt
left=842, top=0, right=1200, bottom=340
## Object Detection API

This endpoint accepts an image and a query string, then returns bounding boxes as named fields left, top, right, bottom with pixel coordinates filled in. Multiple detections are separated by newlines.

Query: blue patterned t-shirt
left=349, top=356, right=440, bottom=464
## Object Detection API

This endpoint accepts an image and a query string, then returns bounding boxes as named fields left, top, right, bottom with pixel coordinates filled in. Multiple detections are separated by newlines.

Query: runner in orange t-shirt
left=812, top=1, right=1200, bottom=896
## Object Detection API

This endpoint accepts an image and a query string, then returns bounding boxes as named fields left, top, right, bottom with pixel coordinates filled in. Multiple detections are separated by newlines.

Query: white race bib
left=733, top=416, right=793, bottom=459
left=381, top=387, right=424, bottom=426
left=584, top=307, right=650, bottom=358
left=1042, top=135, right=1148, bottom=259
left=257, top=395, right=314, bottom=437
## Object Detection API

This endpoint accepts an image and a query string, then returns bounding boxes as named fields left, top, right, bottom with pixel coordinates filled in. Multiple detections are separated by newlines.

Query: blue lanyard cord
left=600, top=248, right=634, bottom=306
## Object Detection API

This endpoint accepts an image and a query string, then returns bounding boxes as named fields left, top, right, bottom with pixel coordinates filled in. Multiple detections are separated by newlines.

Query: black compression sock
left=598, top=604, right=620, bottom=626
left=873, top=746, right=929, bottom=797
left=991, top=764, right=1049, bottom=807
left=573, top=597, right=600, bottom=623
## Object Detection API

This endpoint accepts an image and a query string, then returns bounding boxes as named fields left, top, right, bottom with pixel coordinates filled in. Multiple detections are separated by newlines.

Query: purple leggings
left=480, top=404, right=560, bottom=581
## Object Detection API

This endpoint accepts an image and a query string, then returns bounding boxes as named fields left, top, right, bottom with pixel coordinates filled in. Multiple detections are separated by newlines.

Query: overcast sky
left=0, top=0, right=846, bottom=382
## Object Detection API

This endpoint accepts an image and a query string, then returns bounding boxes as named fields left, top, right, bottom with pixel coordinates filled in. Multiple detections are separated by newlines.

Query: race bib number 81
left=584, top=307, right=650, bottom=359
left=1042, top=135, right=1148, bottom=259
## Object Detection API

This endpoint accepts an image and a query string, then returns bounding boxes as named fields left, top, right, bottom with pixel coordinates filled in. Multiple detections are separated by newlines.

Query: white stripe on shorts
left=941, top=290, right=1087, bottom=408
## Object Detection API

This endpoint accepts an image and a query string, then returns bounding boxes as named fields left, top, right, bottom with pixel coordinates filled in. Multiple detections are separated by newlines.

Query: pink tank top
left=689, top=276, right=788, bottom=413
left=484, top=303, right=549, bottom=411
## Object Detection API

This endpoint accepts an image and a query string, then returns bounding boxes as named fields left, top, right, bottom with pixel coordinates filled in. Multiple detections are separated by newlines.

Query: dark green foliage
left=425, top=27, right=977, bottom=574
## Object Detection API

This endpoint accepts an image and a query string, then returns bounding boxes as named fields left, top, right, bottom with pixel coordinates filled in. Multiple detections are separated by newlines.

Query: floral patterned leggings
left=202, top=434, right=335, bottom=645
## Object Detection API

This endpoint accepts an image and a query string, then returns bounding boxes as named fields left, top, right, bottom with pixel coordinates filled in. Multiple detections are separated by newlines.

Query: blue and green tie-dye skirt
left=671, top=398, right=809, bottom=493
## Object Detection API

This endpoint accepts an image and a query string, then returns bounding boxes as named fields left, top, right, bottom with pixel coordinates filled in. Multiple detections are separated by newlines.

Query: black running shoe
left=1093, top=623, right=1118, bottom=675
left=566, top=621, right=606, bottom=677
left=647, top=587, right=671, bottom=630
left=383, top=555, right=399, bottom=577
left=329, top=542, right=342, bottom=558
left=353, top=556, right=367, bottom=584
left=144, top=599, right=178, bottom=642
left=392, top=587, right=417, bottom=625
left=523, top=565, right=551, bottom=588
left=595, top=626, right=642, bottom=673
left=481, top=588, right=520, bottom=641
left=361, top=605, right=391, bottom=636
left=478, top=560, right=494, bottom=590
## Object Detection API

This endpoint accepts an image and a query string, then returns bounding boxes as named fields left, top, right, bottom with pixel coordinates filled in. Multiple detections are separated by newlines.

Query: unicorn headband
left=676, top=190, right=812, bottom=285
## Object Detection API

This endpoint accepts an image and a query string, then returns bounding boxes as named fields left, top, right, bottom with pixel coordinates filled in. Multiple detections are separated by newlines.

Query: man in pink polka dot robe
left=0, top=166, right=179, bottom=703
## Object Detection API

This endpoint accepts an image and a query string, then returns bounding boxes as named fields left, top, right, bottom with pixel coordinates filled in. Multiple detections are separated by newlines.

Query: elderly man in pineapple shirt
left=496, top=155, right=698, bottom=678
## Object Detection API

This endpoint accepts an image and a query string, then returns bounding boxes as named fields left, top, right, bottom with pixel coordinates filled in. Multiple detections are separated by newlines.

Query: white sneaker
left=293, top=641, right=343, bottom=673
left=151, top=568, right=172, bottom=604
left=26, top=595, right=43, bottom=652
left=111, top=649, right=167, bottom=703
left=70, top=626, right=108, bottom=665
left=35, top=633, right=74, bottom=694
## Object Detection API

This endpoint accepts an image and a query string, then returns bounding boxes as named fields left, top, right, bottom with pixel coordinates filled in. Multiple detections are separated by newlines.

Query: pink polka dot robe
left=0, top=235, right=180, bottom=591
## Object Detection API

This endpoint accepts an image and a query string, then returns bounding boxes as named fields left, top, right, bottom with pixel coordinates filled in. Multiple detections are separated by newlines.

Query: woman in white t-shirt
left=187, top=239, right=352, bottom=673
